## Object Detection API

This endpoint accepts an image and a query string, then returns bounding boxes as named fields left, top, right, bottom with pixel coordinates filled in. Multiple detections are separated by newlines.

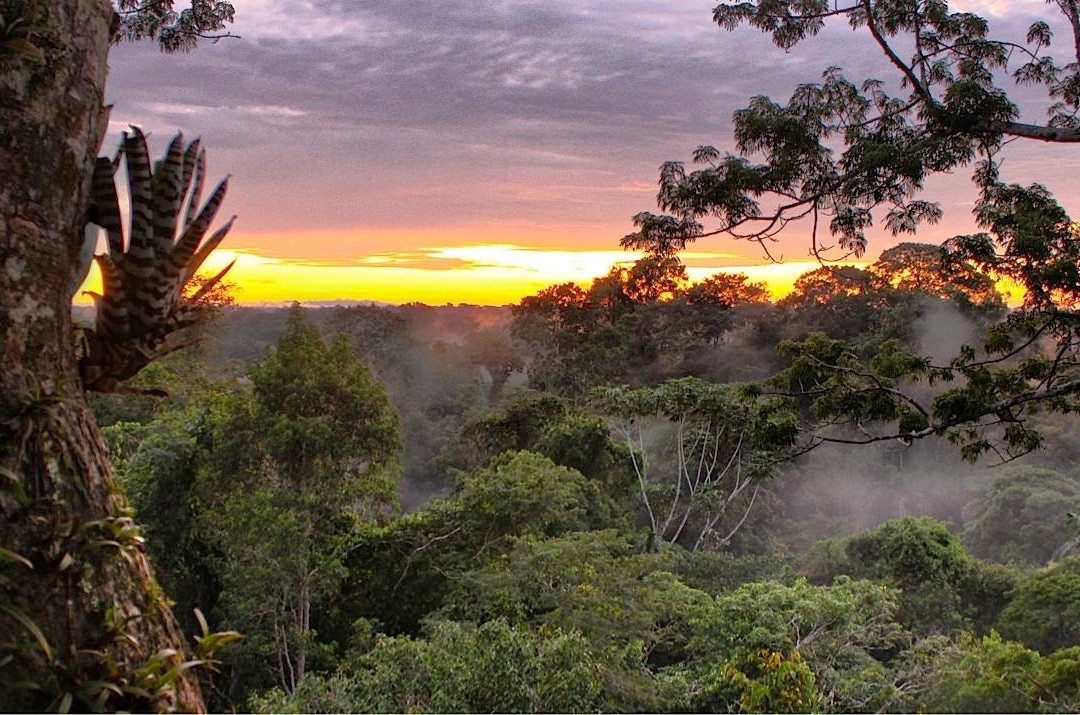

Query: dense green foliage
left=961, top=466, right=1080, bottom=566
left=108, top=307, right=402, bottom=703
left=250, top=619, right=605, bottom=714
left=998, top=558, right=1080, bottom=655
left=805, top=516, right=1017, bottom=635
left=94, top=291, right=1080, bottom=712
left=77, top=2, right=1080, bottom=711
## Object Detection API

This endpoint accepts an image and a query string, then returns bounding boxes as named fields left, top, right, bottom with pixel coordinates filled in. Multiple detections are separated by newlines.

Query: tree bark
left=0, top=0, right=204, bottom=710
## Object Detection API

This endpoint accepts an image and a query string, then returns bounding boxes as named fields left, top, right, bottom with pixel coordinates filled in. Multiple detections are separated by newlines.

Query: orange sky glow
left=91, top=0, right=1063, bottom=308
left=75, top=240, right=852, bottom=306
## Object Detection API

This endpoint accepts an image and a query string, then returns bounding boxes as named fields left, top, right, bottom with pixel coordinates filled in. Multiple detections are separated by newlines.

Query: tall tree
left=0, top=1, right=232, bottom=710
left=626, top=0, right=1080, bottom=461
left=624, top=0, right=1080, bottom=259
left=593, top=377, right=798, bottom=552
left=870, top=242, right=1004, bottom=317
left=200, top=306, right=400, bottom=699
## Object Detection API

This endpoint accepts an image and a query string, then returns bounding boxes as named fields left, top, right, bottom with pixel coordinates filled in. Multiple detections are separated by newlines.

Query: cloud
left=102, top=0, right=1080, bottom=275
left=74, top=241, right=784, bottom=306
left=952, top=0, right=1044, bottom=15
left=104, top=1, right=774, bottom=212
left=207, top=242, right=739, bottom=275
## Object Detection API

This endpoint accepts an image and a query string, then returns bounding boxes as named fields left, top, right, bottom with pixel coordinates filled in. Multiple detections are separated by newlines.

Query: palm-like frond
left=79, top=127, right=236, bottom=394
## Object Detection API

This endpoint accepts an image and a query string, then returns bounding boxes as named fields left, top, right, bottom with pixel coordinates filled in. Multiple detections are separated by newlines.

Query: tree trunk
left=0, top=0, right=204, bottom=710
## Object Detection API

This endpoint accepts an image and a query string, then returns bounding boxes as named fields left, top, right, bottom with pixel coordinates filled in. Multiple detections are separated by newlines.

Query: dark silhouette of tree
left=625, top=1, right=1080, bottom=461
left=682, top=272, right=768, bottom=309
left=871, top=242, right=1005, bottom=318
left=778, top=266, right=894, bottom=341
left=115, top=0, right=236, bottom=51
left=513, top=257, right=775, bottom=393
left=624, top=1, right=1080, bottom=260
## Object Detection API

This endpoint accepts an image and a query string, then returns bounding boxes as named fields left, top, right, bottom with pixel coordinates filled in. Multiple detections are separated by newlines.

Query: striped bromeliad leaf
left=79, top=126, right=236, bottom=395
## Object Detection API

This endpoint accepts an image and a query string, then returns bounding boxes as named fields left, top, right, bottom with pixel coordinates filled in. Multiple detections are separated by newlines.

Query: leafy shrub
left=692, top=650, right=820, bottom=714
left=997, top=558, right=1080, bottom=654
left=251, top=619, right=603, bottom=714
left=689, top=577, right=907, bottom=712
left=907, top=632, right=1042, bottom=713
left=961, top=466, right=1080, bottom=566
left=804, top=516, right=1016, bottom=634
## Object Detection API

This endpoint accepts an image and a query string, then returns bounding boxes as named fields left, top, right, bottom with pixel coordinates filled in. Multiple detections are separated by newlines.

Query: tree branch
left=994, top=120, right=1080, bottom=142
left=862, top=0, right=938, bottom=109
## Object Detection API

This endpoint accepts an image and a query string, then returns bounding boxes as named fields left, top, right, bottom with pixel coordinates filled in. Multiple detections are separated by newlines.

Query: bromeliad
left=79, top=127, right=235, bottom=394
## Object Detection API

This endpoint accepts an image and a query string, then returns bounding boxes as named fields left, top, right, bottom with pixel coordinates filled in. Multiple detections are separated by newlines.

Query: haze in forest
left=8, top=0, right=1080, bottom=712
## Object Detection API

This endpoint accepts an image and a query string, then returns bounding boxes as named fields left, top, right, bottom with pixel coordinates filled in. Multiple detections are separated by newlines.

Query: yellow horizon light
left=74, top=243, right=1021, bottom=307
left=75, top=244, right=793, bottom=305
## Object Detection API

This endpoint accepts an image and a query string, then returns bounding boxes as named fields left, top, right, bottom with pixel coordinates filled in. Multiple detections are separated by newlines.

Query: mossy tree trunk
left=0, top=0, right=204, bottom=710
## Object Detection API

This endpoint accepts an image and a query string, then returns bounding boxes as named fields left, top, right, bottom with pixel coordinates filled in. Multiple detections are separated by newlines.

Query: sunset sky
left=84, top=0, right=1080, bottom=305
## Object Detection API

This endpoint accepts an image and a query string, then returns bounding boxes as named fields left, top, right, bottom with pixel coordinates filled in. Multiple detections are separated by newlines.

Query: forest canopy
left=4, top=0, right=1080, bottom=713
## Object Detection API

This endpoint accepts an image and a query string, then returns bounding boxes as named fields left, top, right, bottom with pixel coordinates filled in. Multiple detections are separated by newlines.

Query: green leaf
left=0, top=547, right=32, bottom=569
left=0, top=602, right=52, bottom=663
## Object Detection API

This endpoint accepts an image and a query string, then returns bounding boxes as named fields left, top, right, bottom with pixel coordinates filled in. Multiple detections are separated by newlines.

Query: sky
left=81, top=0, right=1080, bottom=305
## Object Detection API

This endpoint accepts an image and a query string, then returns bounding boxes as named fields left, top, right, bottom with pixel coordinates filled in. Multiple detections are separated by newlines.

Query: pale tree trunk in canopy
left=0, top=0, right=204, bottom=709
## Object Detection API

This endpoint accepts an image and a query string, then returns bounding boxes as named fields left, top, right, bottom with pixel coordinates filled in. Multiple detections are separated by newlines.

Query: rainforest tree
left=171, top=307, right=400, bottom=700
left=626, top=0, right=1080, bottom=461
left=593, top=377, right=799, bottom=552
left=0, top=0, right=233, bottom=710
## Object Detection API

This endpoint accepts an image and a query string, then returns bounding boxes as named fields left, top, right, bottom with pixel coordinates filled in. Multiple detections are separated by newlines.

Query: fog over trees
left=5, top=0, right=1080, bottom=713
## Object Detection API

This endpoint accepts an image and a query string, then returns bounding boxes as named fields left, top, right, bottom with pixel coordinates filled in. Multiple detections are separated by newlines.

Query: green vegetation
left=805, top=516, right=1017, bottom=635
left=77, top=159, right=1080, bottom=710
left=961, top=467, right=1080, bottom=566
left=61, top=1, right=1080, bottom=703
left=9, top=0, right=1080, bottom=712
left=998, top=559, right=1080, bottom=655
left=82, top=275, right=1080, bottom=711
left=251, top=619, right=605, bottom=714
